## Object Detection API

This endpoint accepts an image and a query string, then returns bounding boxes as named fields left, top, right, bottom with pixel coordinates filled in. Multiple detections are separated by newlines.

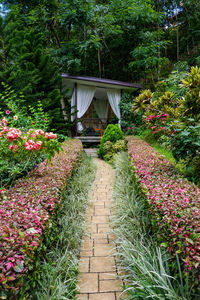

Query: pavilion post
left=60, top=98, right=68, bottom=121
left=74, top=82, right=78, bottom=135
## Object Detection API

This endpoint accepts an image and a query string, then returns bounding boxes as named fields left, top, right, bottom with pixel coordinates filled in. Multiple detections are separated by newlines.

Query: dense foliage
left=132, top=65, right=200, bottom=183
left=0, top=1, right=199, bottom=134
left=128, top=136, right=200, bottom=296
left=0, top=0, right=200, bottom=133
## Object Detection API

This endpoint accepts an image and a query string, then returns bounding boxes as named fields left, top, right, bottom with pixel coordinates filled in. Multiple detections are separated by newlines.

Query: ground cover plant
left=127, top=136, right=200, bottom=296
left=112, top=152, right=192, bottom=299
left=0, top=139, right=82, bottom=298
left=19, top=154, right=96, bottom=299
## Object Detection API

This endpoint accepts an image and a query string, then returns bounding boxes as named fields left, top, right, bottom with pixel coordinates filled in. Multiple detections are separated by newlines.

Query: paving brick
left=99, top=272, right=117, bottom=280
left=81, top=240, right=93, bottom=251
left=89, top=293, right=115, bottom=300
left=93, top=204, right=105, bottom=208
left=90, top=257, right=115, bottom=272
left=95, top=208, right=110, bottom=216
left=99, top=279, right=123, bottom=292
left=76, top=293, right=88, bottom=299
left=85, top=207, right=95, bottom=216
left=78, top=273, right=98, bottom=293
left=98, top=224, right=110, bottom=234
left=90, top=223, right=98, bottom=233
left=79, top=258, right=90, bottom=273
left=116, top=291, right=129, bottom=299
left=94, top=244, right=115, bottom=257
left=93, top=201, right=105, bottom=206
left=91, top=233, right=108, bottom=240
left=92, top=216, right=109, bottom=224
left=93, top=238, right=108, bottom=244
left=80, top=250, right=93, bottom=257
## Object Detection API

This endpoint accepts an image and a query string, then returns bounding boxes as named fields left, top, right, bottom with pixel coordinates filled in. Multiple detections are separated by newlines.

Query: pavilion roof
left=62, top=73, right=142, bottom=90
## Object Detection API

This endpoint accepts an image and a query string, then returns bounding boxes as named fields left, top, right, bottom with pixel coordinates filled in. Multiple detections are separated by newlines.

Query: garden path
left=77, top=158, right=125, bottom=300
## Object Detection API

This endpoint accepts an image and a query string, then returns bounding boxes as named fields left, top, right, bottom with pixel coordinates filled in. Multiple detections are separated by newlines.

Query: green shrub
left=97, top=124, right=124, bottom=158
left=112, top=139, right=127, bottom=153
left=103, top=141, right=113, bottom=153
left=101, top=139, right=127, bottom=163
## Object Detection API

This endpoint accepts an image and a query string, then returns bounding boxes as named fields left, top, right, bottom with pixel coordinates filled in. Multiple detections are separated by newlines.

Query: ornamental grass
left=127, top=136, right=200, bottom=284
left=0, top=139, right=82, bottom=293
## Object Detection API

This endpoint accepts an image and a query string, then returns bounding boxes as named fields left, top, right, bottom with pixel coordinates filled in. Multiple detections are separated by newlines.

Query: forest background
left=0, top=0, right=200, bottom=134
left=0, top=1, right=200, bottom=297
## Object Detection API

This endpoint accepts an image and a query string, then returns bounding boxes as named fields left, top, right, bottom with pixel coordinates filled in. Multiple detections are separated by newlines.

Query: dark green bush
left=97, top=124, right=124, bottom=158
left=119, top=92, right=144, bottom=134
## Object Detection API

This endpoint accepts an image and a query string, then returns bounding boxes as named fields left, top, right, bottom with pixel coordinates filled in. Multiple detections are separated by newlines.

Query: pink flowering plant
left=0, top=139, right=82, bottom=295
left=0, top=115, right=62, bottom=187
left=145, top=113, right=170, bottom=137
left=128, top=136, right=200, bottom=287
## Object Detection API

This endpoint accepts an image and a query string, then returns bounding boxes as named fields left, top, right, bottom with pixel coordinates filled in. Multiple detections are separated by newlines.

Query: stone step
left=84, top=148, right=98, bottom=158
left=75, top=136, right=101, bottom=143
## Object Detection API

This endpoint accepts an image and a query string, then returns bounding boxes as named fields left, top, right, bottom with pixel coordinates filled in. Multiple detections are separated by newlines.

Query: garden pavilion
left=62, top=73, right=142, bottom=140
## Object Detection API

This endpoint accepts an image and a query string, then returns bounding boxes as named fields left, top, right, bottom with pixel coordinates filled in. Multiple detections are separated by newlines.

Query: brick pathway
left=77, top=158, right=125, bottom=300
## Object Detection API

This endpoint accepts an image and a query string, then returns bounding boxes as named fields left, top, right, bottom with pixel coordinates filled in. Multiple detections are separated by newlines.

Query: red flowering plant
left=145, top=113, right=169, bottom=137
left=0, top=115, right=62, bottom=187
left=124, top=124, right=138, bottom=135
left=0, top=139, right=82, bottom=295
left=128, top=136, right=200, bottom=289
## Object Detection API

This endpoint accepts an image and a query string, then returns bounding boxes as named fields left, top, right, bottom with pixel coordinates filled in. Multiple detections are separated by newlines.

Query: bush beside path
left=0, top=139, right=82, bottom=295
left=127, top=136, right=200, bottom=290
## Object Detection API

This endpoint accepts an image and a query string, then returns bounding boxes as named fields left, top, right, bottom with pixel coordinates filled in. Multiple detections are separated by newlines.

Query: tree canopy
left=0, top=0, right=200, bottom=132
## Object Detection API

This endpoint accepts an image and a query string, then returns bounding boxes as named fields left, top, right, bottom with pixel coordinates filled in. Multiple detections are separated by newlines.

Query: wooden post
left=60, top=98, right=68, bottom=121
left=75, top=82, right=78, bottom=135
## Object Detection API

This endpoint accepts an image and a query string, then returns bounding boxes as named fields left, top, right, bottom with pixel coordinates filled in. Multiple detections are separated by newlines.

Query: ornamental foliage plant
left=97, top=124, right=124, bottom=158
left=128, top=136, right=200, bottom=294
left=132, top=66, right=200, bottom=183
left=181, top=66, right=200, bottom=121
left=0, top=139, right=82, bottom=296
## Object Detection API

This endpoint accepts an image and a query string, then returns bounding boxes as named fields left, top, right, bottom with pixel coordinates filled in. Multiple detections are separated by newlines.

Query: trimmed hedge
left=0, top=139, right=82, bottom=293
left=128, top=136, right=200, bottom=283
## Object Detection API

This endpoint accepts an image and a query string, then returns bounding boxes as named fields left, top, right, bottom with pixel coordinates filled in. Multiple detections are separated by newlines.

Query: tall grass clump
left=112, top=152, right=193, bottom=300
left=18, top=154, right=96, bottom=300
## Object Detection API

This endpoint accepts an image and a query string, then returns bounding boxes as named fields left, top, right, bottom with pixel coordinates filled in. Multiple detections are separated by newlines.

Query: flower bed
left=0, top=139, right=82, bottom=292
left=128, top=136, right=200, bottom=278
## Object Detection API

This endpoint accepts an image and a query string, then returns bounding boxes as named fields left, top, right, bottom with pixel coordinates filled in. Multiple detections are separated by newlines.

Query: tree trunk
left=98, top=48, right=102, bottom=78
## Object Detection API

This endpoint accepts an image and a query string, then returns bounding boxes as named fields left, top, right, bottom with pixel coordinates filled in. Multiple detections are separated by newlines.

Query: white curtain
left=107, top=88, right=121, bottom=127
left=77, top=84, right=96, bottom=132
left=93, top=99, right=108, bottom=123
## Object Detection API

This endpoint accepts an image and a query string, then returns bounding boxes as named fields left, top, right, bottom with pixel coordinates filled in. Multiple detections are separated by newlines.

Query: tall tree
left=0, top=6, right=65, bottom=133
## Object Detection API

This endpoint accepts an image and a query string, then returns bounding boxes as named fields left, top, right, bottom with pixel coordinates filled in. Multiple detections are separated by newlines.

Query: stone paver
left=89, top=293, right=115, bottom=300
left=77, top=159, right=125, bottom=299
